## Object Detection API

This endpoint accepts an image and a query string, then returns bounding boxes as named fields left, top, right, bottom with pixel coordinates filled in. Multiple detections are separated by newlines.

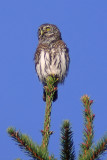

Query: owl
left=34, top=24, right=70, bottom=101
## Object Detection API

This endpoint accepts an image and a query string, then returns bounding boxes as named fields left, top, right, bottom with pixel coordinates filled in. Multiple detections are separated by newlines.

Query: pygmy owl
left=34, top=24, right=70, bottom=101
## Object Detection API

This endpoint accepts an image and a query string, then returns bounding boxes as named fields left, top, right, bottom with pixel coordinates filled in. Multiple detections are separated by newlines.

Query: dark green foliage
left=60, top=120, right=75, bottom=160
left=45, top=75, right=58, bottom=102
left=91, top=134, right=107, bottom=160
left=41, top=76, right=58, bottom=150
left=79, top=95, right=107, bottom=160
left=7, top=127, right=57, bottom=160
left=79, top=95, right=94, bottom=157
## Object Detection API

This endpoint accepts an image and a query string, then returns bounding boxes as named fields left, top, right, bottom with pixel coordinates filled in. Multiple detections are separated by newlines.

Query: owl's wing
left=52, top=40, right=70, bottom=73
left=34, top=43, right=51, bottom=83
left=34, top=43, right=49, bottom=66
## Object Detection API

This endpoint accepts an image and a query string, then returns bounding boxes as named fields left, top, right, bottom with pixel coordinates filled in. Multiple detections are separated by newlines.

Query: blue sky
left=0, top=0, right=107, bottom=159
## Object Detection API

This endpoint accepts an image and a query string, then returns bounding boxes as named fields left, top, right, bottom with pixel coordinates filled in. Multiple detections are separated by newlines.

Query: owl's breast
left=36, top=51, right=68, bottom=84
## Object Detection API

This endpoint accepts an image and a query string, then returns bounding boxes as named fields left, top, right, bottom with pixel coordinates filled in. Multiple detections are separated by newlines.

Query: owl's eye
left=46, top=27, right=51, bottom=31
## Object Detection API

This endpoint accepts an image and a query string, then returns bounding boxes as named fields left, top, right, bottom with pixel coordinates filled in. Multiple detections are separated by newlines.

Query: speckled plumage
left=34, top=24, right=70, bottom=101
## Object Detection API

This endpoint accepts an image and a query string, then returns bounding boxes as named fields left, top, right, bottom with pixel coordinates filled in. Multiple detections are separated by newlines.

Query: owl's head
left=38, top=24, right=62, bottom=44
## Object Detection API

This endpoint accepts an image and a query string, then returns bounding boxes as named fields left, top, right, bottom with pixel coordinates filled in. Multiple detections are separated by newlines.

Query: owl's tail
left=43, top=87, right=58, bottom=102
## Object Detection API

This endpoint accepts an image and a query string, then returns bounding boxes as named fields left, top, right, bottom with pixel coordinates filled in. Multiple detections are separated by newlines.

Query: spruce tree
left=7, top=76, right=107, bottom=160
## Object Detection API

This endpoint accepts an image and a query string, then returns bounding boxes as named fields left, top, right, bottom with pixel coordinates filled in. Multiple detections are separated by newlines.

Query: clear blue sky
left=0, top=0, right=107, bottom=159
